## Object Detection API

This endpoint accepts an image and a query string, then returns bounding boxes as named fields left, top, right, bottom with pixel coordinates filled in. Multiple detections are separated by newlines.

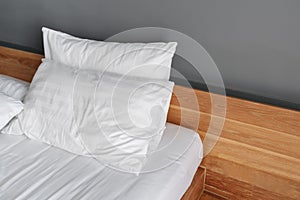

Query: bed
left=1, top=34, right=300, bottom=199
left=0, top=28, right=206, bottom=200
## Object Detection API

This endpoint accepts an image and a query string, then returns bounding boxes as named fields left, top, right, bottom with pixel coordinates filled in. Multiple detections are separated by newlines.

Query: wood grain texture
left=171, top=85, right=300, bottom=136
left=202, top=134, right=300, bottom=199
left=1, top=46, right=300, bottom=199
left=0, top=46, right=43, bottom=82
left=204, top=171, right=296, bottom=200
left=199, top=191, right=226, bottom=200
left=181, top=167, right=206, bottom=200
left=169, top=85, right=300, bottom=199
left=168, top=106, right=300, bottom=159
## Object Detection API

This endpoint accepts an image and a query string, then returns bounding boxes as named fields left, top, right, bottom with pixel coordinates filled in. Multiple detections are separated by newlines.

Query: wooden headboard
left=1, top=45, right=299, bottom=199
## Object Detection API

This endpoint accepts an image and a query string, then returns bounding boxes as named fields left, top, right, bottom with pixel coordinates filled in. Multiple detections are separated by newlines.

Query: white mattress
left=0, top=123, right=203, bottom=200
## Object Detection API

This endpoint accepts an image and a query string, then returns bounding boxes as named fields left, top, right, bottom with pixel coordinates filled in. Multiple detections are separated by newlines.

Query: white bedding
left=0, top=123, right=202, bottom=200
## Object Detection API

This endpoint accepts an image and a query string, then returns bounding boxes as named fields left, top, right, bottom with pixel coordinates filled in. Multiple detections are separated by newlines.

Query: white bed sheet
left=0, top=123, right=203, bottom=200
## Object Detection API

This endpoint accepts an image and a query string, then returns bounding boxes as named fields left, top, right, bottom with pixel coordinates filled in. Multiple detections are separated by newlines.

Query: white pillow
left=0, top=74, right=29, bottom=101
left=0, top=75, right=28, bottom=135
left=21, top=59, right=174, bottom=173
left=42, top=27, right=177, bottom=80
left=0, top=92, right=23, bottom=130
left=1, top=116, right=24, bottom=135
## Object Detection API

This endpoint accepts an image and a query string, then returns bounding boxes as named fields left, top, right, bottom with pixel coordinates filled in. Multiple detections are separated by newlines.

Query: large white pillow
left=42, top=27, right=177, bottom=80
left=0, top=74, right=29, bottom=101
left=21, top=59, right=174, bottom=173
left=0, top=92, right=23, bottom=130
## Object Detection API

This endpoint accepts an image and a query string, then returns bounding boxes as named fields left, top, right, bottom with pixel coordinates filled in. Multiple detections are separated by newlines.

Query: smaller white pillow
left=1, top=116, right=24, bottom=135
left=0, top=75, right=29, bottom=135
left=0, top=75, right=29, bottom=101
left=0, top=92, right=23, bottom=130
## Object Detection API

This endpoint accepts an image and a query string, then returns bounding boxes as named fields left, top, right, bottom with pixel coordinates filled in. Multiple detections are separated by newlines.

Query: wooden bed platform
left=1, top=45, right=300, bottom=200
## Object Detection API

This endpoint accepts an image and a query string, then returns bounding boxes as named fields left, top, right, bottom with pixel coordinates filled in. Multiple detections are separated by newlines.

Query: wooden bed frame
left=1, top=45, right=300, bottom=200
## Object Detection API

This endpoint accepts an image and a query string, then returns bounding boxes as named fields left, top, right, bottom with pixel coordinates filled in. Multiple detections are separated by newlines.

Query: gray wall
left=0, top=0, right=299, bottom=104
